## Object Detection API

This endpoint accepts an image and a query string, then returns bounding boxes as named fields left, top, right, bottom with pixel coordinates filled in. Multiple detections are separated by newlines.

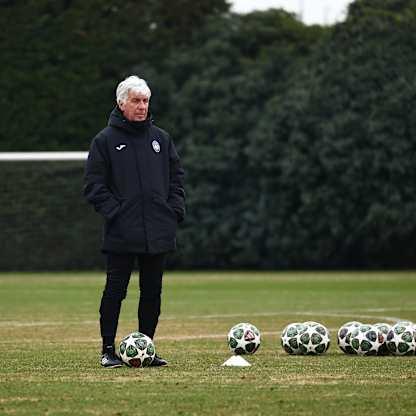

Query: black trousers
left=99, top=252, right=166, bottom=345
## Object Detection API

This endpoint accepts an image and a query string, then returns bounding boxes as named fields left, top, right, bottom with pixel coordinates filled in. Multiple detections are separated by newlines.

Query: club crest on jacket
left=152, top=140, right=161, bottom=153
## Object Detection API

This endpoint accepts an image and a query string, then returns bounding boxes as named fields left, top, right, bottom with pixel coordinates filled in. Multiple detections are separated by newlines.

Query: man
left=84, top=75, right=185, bottom=368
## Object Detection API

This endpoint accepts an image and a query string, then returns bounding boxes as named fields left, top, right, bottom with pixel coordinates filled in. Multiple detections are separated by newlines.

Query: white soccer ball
left=386, top=321, right=415, bottom=356
left=373, top=323, right=391, bottom=355
left=281, top=322, right=308, bottom=355
left=298, top=322, right=330, bottom=355
left=337, top=321, right=362, bottom=354
left=302, top=321, right=321, bottom=327
left=349, top=324, right=384, bottom=356
left=119, top=332, right=155, bottom=367
left=227, top=323, right=261, bottom=355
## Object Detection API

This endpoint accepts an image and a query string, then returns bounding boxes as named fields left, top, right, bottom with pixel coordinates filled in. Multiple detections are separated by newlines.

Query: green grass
left=1, top=271, right=416, bottom=415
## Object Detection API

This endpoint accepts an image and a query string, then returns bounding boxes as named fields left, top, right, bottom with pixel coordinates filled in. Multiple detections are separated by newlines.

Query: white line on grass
left=162, top=311, right=403, bottom=322
left=0, top=327, right=371, bottom=344
left=0, top=309, right=407, bottom=327
left=156, top=330, right=295, bottom=341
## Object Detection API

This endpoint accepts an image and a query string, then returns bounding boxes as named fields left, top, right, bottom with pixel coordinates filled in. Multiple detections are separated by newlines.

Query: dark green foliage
left=246, top=0, right=416, bottom=268
left=167, top=11, right=325, bottom=268
left=0, top=0, right=229, bottom=150
left=1, top=0, right=416, bottom=269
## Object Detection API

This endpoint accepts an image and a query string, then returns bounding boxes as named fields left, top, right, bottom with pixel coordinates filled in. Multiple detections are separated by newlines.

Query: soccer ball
left=373, top=323, right=391, bottom=355
left=281, top=323, right=308, bottom=355
left=303, top=321, right=321, bottom=327
left=119, top=332, right=155, bottom=367
left=349, top=324, right=384, bottom=356
left=337, top=321, right=362, bottom=354
left=386, top=321, right=415, bottom=356
left=297, top=322, right=330, bottom=355
left=227, top=323, right=261, bottom=355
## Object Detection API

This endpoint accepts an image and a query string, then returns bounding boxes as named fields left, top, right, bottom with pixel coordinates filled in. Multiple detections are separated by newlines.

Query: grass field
left=1, top=271, right=416, bottom=416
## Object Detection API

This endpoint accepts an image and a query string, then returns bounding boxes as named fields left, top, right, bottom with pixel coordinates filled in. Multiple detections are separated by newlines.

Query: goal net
left=0, top=152, right=104, bottom=270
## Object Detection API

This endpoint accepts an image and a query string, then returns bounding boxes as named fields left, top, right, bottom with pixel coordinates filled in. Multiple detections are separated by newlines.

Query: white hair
left=116, top=75, right=151, bottom=105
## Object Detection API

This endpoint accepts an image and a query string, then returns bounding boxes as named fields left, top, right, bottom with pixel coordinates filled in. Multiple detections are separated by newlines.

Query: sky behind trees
left=230, top=0, right=354, bottom=24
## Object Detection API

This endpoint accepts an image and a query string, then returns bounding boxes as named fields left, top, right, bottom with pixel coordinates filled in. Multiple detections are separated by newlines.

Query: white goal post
left=0, top=152, right=88, bottom=161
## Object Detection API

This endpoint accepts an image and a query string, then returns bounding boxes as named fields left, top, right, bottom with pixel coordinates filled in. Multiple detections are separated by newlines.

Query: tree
left=166, top=10, right=326, bottom=267
left=248, top=0, right=416, bottom=267
left=0, top=0, right=229, bottom=150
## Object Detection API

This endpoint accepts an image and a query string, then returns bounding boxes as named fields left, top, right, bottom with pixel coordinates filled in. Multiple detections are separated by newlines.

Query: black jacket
left=84, top=107, right=185, bottom=254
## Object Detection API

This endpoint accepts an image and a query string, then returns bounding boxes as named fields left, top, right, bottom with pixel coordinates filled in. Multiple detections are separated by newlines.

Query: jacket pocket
left=107, top=196, right=144, bottom=242
left=151, top=195, right=177, bottom=240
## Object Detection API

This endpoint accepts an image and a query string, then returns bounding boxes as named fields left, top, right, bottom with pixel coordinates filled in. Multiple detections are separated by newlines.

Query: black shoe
left=100, top=346, right=123, bottom=368
left=151, top=354, right=168, bottom=367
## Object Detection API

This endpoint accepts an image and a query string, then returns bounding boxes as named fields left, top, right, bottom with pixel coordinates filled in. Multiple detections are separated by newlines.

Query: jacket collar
left=108, top=106, right=152, bottom=135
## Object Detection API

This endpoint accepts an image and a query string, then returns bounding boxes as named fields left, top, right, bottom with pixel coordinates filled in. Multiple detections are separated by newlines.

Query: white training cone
left=222, top=355, right=251, bottom=367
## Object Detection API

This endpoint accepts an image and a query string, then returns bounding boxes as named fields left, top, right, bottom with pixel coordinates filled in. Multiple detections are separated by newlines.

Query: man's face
left=119, top=90, right=149, bottom=122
